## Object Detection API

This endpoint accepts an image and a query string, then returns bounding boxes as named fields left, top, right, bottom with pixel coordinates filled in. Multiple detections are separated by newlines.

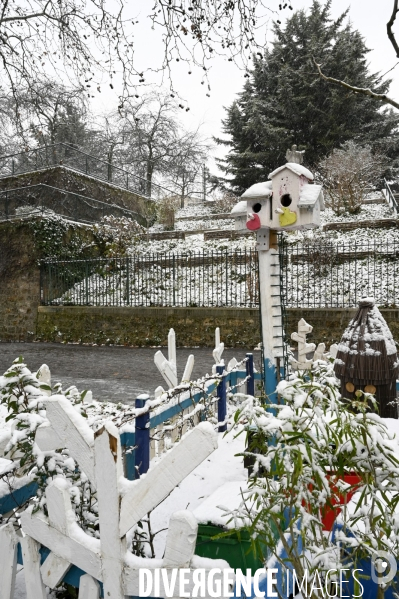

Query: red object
left=321, top=473, right=362, bottom=531
left=246, top=214, right=261, bottom=231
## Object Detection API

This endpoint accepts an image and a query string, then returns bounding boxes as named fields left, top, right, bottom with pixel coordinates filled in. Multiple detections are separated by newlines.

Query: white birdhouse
left=232, top=161, right=324, bottom=232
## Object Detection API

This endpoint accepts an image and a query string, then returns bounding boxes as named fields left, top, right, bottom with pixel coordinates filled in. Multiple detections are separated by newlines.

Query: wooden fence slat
left=40, top=551, right=71, bottom=588
left=94, top=422, right=125, bottom=599
left=162, top=511, right=198, bottom=568
left=20, top=510, right=102, bottom=581
left=119, top=422, right=218, bottom=537
left=42, top=397, right=96, bottom=487
left=216, top=365, right=227, bottom=433
left=46, top=479, right=76, bottom=535
left=0, top=523, right=18, bottom=599
left=20, top=536, right=47, bottom=599
left=79, top=574, right=101, bottom=599
left=135, top=396, right=150, bottom=478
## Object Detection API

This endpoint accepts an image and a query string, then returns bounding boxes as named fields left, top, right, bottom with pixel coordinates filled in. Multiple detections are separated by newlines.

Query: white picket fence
left=1, top=396, right=220, bottom=599
left=0, top=328, right=259, bottom=598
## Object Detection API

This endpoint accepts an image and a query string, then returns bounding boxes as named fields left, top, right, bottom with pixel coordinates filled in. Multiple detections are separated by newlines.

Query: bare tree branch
left=313, top=58, right=399, bottom=111
left=387, top=0, right=399, bottom=58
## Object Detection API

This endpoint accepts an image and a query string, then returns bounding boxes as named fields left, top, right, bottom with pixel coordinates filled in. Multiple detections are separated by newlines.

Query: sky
left=91, top=0, right=397, bottom=176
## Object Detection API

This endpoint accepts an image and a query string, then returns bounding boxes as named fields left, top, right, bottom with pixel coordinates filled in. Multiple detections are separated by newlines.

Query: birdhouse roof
left=241, top=181, right=273, bottom=200
left=334, top=298, right=399, bottom=385
left=298, top=184, right=325, bottom=210
left=269, top=162, right=314, bottom=181
left=230, top=200, right=248, bottom=215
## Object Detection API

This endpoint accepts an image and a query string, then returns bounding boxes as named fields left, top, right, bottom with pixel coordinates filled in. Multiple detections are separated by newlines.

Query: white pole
left=257, top=230, right=284, bottom=401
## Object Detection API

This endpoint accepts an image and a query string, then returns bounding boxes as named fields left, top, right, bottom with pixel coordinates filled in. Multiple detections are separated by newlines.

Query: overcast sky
left=91, top=1, right=398, bottom=175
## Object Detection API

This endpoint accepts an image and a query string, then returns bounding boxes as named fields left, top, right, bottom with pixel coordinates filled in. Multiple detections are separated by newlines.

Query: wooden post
left=246, top=352, right=255, bottom=396
left=0, top=523, right=18, bottom=599
left=94, top=422, right=125, bottom=599
left=216, top=365, right=227, bottom=433
left=135, top=394, right=150, bottom=478
left=20, top=536, right=47, bottom=599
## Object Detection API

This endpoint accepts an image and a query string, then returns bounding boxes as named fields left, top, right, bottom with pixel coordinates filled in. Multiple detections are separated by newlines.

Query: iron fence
left=0, top=143, right=173, bottom=201
left=40, top=250, right=260, bottom=308
left=279, top=237, right=399, bottom=308
left=0, top=184, right=143, bottom=225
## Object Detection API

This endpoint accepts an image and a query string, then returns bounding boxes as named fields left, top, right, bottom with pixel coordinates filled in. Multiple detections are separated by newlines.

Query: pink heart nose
left=246, top=213, right=261, bottom=231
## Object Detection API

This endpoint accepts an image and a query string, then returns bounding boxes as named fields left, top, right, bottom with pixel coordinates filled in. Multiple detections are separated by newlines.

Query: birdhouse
left=333, top=298, right=399, bottom=419
left=232, top=148, right=324, bottom=232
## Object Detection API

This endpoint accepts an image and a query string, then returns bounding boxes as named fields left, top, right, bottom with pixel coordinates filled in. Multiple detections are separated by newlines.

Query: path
left=0, top=342, right=261, bottom=404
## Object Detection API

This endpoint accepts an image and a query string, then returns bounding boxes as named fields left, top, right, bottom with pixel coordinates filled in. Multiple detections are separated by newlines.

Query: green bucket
left=195, top=524, right=266, bottom=576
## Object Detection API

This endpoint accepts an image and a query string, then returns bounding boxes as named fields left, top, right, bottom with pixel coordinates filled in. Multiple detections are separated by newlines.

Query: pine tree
left=217, top=1, right=399, bottom=194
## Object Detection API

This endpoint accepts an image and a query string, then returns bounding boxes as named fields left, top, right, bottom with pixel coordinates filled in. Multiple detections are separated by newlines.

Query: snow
left=298, top=184, right=324, bottom=209
left=231, top=200, right=248, bottom=214
left=192, top=480, right=249, bottom=529
left=269, top=163, right=314, bottom=181
left=241, top=181, right=273, bottom=199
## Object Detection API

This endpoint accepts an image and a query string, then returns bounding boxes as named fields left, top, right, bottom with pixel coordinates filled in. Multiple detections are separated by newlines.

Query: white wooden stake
left=182, top=354, right=195, bottom=382
left=0, top=523, right=18, bottom=599
left=213, top=327, right=224, bottom=364
left=163, top=511, right=198, bottom=568
left=20, top=535, right=47, bottom=599
left=168, top=328, right=177, bottom=373
left=40, top=552, right=71, bottom=588
left=94, top=422, right=126, bottom=599
left=79, top=574, right=101, bottom=599
left=119, top=422, right=218, bottom=537
left=46, top=479, right=76, bottom=535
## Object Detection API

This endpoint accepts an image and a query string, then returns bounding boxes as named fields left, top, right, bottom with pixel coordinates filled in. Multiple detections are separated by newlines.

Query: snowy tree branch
left=313, top=58, right=399, bottom=111
left=387, top=0, right=399, bottom=58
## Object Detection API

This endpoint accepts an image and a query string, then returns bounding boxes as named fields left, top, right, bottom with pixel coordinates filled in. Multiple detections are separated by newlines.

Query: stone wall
left=36, top=305, right=399, bottom=348
left=0, top=166, right=156, bottom=226
left=36, top=306, right=261, bottom=347
left=0, top=221, right=40, bottom=341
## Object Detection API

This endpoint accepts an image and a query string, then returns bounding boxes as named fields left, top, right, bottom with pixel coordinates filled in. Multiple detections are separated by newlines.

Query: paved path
left=0, top=342, right=261, bottom=404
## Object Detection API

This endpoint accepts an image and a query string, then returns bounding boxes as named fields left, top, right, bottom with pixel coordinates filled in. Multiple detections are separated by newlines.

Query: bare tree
left=0, top=1, right=292, bottom=109
left=115, top=92, right=209, bottom=198
left=318, top=141, right=387, bottom=215
left=13, top=81, right=89, bottom=149
left=314, top=1, right=399, bottom=110
left=0, top=0, right=137, bottom=103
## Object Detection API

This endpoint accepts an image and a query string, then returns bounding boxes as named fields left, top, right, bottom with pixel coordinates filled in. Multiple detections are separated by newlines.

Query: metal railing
left=0, top=184, right=144, bottom=225
left=384, top=179, right=399, bottom=215
left=0, top=143, right=173, bottom=201
left=40, top=250, right=260, bottom=308
left=279, top=237, right=399, bottom=308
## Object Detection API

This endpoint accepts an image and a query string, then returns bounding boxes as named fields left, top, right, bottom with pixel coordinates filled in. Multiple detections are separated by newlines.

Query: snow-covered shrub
left=92, top=215, right=145, bottom=257
left=319, top=141, right=387, bottom=215
left=232, top=360, right=399, bottom=599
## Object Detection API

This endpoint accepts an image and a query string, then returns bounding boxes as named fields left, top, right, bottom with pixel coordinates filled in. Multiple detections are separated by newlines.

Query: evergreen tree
left=217, top=1, right=399, bottom=194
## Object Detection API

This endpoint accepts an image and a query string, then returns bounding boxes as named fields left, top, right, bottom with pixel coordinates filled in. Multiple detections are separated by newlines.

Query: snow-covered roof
left=269, top=162, right=314, bottom=181
left=298, top=184, right=325, bottom=210
left=230, top=200, right=248, bottom=215
left=241, top=180, right=272, bottom=200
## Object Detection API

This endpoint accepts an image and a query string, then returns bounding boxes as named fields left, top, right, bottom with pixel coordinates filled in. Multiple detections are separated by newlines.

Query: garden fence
left=279, top=237, right=399, bottom=308
left=40, top=249, right=260, bottom=308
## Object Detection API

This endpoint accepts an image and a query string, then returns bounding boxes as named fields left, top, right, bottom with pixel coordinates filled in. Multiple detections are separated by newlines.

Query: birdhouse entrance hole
left=253, top=203, right=262, bottom=213
left=281, top=193, right=292, bottom=207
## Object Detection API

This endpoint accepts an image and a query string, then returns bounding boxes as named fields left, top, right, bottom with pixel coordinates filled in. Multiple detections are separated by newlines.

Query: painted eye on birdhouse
left=280, top=193, right=292, bottom=207
left=364, top=385, right=376, bottom=394
left=252, top=203, right=262, bottom=213
left=345, top=382, right=355, bottom=392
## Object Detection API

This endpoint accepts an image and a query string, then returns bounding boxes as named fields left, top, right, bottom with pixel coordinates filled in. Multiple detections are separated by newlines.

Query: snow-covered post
left=232, top=153, right=324, bottom=402
left=246, top=352, right=255, bottom=396
left=135, top=394, right=150, bottom=478
left=216, top=365, right=227, bottom=432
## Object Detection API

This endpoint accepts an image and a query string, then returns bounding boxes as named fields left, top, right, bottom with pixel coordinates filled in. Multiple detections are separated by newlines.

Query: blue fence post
left=246, top=352, right=255, bottom=396
left=135, top=394, right=150, bottom=479
left=216, top=365, right=227, bottom=433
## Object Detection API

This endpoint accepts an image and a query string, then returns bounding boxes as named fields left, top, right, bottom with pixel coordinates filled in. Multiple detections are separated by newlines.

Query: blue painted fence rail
left=1, top=359, right=260, bottom=595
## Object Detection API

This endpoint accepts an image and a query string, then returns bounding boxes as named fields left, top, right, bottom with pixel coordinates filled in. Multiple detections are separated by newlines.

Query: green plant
left=231, top=360, right=399, bottom=599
